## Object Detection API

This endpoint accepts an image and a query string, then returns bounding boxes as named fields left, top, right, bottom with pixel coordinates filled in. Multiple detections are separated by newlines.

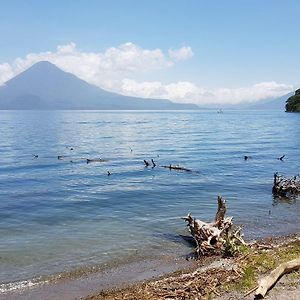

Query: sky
left=0, top=0, right=299, bottom=105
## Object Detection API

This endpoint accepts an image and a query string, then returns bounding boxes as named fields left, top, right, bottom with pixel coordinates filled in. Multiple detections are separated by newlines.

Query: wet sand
left=1, top=255, right=195, bottom=300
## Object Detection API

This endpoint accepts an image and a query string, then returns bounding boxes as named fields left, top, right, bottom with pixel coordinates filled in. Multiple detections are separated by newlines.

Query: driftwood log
left=86, top=158, right=108, bottom=164
left=255, top=258, right=300, bottom=298
left=182, top=196, right=245, bottom=257
left=144, top=159, right=192, bottom=171
left=272, top=173, right=300, bottom=198
left=161, top=164, right=192, bottom=172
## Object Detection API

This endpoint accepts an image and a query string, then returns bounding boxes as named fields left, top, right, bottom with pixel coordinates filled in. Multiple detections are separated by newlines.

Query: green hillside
left=286, top=89, right=300, bottom=112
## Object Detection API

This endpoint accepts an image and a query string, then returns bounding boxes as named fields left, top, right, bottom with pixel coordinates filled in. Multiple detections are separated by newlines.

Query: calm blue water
left=0, top=110, right=300, bottom=289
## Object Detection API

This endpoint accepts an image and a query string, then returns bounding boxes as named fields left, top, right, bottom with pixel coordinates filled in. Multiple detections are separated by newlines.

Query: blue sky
left=0, top=0, right=299, bottom=105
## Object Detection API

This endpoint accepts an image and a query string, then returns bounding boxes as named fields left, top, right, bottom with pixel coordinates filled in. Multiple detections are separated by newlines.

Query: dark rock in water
left=179, top=234, right=197, bottom=246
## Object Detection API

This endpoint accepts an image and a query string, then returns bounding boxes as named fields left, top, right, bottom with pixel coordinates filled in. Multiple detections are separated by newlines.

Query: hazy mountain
left=198, top=92, right=293, bottom=111
left=0, top=61, right=198, bottom=110
left=243, top=92, right=293, bottom=110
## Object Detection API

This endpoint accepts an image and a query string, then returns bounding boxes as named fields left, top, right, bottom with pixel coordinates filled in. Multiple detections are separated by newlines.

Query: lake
left=0, top=110, right=300, bottom=292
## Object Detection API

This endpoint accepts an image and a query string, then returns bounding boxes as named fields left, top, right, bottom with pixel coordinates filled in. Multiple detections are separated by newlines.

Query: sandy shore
left=2, top=233, right=300, bottom=300
left=1, top=254, right=195, bottom=300
left=86, top=233, right=300, bottom=300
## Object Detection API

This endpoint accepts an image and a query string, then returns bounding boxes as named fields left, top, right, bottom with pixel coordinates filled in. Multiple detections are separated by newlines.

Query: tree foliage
left=286, top=89, right=300, bottom=112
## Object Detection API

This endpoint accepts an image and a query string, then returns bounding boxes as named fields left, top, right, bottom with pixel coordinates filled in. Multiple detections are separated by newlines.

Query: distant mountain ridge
left=244, top=92, right=294, bottom=110
left=0, top=61, right=198, bottom=110
left=193, top=92, right=293, bottom=110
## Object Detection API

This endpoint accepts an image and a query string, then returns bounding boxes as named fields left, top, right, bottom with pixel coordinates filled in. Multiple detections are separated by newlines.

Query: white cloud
left=168, top=46, right=194, bottom=61
left=121, top=79, right=165, bottom=99
left=0, top=63, right=14, bottom=85
left=0, top=42, right=176, bottom=89
left=212, top=81, right=293, bottom=104
left=0, top=42, right=293, bottom=105
left=116, top=79, right=293, bottom=105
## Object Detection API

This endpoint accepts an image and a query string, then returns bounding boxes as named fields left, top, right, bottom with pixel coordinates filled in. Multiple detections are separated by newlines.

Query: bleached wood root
left=255, top=258, right=300, bottom=298
left=182, top=196, right=242, bottom=256
left=272, top=173, right=300, bottom=198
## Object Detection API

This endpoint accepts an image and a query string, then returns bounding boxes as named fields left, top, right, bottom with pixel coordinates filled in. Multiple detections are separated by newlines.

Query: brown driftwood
left=86, top=158, right=108, bottom=164
left=255, top=258, right=300, bottom=298
left=162, top=164, right=192, bottom=172
left=272, top=173, right=300, bottom=198
left=182, top=196, right=244, bottom=257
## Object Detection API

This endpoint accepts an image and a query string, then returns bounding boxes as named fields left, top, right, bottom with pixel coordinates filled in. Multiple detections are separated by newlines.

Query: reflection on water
left=0, top=110, right=300, bottom=286
left=273, top=195, right=298, bottom=205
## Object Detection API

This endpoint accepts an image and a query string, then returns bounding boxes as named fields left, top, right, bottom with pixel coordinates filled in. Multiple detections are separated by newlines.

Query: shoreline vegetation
left=286, top=89, right=300, bottom=112
left=86, top=233, right=300, bottom=300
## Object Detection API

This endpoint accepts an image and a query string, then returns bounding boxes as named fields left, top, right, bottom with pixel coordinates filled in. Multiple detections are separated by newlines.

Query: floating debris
left=272, top=173, right=300, bottom=198
left=86, top=158, right=108, bottom=164
left=161, top=164, right=192, bottom=172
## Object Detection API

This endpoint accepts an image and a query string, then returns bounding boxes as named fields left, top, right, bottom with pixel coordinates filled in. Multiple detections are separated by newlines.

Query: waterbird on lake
left=278, top=155, right=285, bottom=161
left=144, top=160, right=150, bottom=167
left=151, top=159, right=156, bottom=168
left=32, top=154, right=38, bottom=159
left=244, top=155, right=252, bottom=160
left=107, top=171, right=111, bottom=176
left=57, top=155, right=64, bottom=160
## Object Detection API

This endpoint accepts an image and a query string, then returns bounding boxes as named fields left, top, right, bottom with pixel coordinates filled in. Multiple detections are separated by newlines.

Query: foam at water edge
left=0, top=277, right=48, bottom=294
